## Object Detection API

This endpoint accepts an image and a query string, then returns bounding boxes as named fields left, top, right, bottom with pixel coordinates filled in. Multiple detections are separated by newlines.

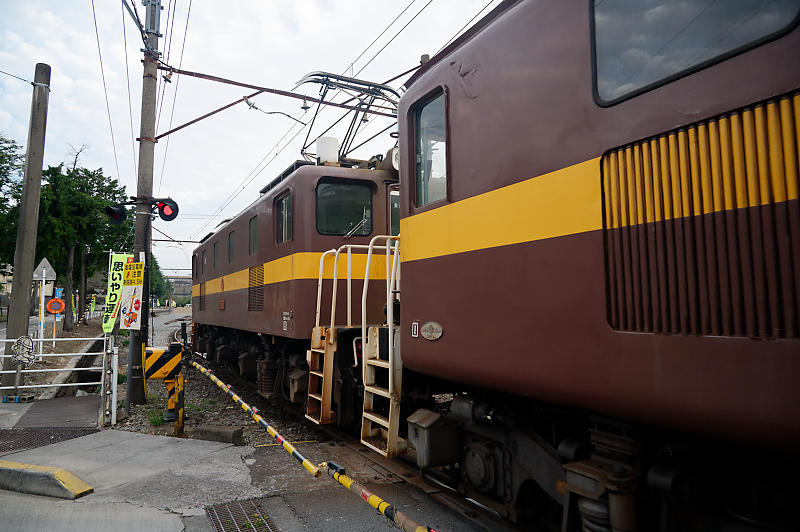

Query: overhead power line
left=91, top=0, right=122, bottom=181
left=0, top=69, right=32, bottom=84
left=157, top=0, right=193, bottom=196
left=121, top=0, right=138, bottom=176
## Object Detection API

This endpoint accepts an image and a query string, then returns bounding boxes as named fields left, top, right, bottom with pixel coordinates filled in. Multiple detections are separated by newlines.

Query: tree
left=149, top=256, right=169, bottom=301
left=0, top=134, right=24, bottom=264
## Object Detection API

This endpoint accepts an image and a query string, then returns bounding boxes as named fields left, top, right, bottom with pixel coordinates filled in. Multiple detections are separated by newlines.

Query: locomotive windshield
left=593, top=0, right=800, bottom=103
left=316, top=179, right=373, bottom=236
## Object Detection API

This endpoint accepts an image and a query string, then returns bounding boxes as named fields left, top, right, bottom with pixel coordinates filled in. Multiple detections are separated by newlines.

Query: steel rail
left=190, top=361, right=321, bottom=477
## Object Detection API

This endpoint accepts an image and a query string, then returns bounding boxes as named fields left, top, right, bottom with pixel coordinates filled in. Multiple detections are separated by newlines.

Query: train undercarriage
left=195, top=322, right=799, bottom=532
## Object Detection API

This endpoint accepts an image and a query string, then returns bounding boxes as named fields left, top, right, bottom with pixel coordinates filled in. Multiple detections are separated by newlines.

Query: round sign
left=46, top=298, right=65, bottom=314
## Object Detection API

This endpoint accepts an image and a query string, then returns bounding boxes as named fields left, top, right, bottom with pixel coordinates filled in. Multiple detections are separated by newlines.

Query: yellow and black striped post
left=190, top=361, right=321, bottom=477
left=144, top=343, right=185, bottom=437
left=323, top=461, right=433, bottom=532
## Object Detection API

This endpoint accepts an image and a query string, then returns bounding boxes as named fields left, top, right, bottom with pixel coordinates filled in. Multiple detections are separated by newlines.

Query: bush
left=147, top=410, right=163, bottom=426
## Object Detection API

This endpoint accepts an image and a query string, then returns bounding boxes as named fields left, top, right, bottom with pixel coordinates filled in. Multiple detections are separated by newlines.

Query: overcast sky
left=0, top=0, right=500, bottom=275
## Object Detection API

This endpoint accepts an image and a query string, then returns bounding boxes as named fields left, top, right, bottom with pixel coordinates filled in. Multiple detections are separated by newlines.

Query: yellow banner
left=102, top=253, right=133, bottom=333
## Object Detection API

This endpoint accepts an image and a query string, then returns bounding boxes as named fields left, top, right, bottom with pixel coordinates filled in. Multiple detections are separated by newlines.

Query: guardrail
left=0, top=335, right=118, bottom=426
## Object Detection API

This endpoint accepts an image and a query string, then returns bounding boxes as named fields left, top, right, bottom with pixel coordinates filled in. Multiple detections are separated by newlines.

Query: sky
left=0, top=0, right=500, bottom=276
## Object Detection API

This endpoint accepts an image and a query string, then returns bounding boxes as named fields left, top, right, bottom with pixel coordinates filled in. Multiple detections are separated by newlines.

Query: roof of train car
left=404, top=0, right=519, bottom=89
left=192, top=163, right=395, bottom=253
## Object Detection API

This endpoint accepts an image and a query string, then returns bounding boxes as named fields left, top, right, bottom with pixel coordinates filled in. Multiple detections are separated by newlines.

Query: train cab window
left=192, top=256, right=196, bottom=279
left=228, top=231, right=235, bottom=263
left=276, top=192, right=292, bottom=244
left=316, top=179, right=372, bottom=236
left=202, top=250, right=207, bottom=274
left=593, top=0, right=800, bottom=104
left=249, top=216, right=257, bottom=255
left=213, top=242, right=218, bottom=270
left=415, top=91, right=447, bottom=206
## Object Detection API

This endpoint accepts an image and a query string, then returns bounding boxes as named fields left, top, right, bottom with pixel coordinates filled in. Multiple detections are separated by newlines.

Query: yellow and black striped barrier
left=189, top=360, right=433, bottom=532
left=190, top=361, right=320, bottom=477
left=145, top=343, right=185, bottom=437
left=323, top=461, right=434, bottom=532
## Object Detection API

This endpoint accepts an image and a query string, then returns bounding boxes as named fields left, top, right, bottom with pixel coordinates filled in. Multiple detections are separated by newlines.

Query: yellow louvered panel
left=603, top=91, right=800, bottom=339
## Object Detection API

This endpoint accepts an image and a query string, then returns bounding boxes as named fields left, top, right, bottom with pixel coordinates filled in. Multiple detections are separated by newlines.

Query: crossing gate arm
left=190, top=361, right=320, bottom=477
left=322, top=461, right=434, bottom=532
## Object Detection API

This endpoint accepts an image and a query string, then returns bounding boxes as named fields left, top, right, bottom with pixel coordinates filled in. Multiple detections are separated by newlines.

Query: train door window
left=316, top=178, right=372, bottom=236
left=213, top=242, right=218, bottom=271
left=415, top=91, right=447, bottom=207
left=249, top=215, right=257, bottom=255
left=592, top=0, right=800, bottom=104
left=228, top=231, right=235, bottom=263
left=388, top=185, right=400, bottom=236
left=202, top=250, right=207, bottom=274
left=276, top=192, right=292, bottom=244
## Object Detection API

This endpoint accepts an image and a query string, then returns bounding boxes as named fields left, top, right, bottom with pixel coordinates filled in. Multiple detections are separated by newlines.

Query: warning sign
left=119, top=262, right=145, bottom=330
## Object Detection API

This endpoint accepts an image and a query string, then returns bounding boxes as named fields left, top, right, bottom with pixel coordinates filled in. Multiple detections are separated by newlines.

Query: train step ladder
left=305, top=325, right=336, bottom=424
left=361, top=324, right=405, bottom=457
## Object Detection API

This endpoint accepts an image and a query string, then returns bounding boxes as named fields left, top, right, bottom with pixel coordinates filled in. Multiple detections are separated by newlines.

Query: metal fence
left=0, top=335, right=118, bottom=426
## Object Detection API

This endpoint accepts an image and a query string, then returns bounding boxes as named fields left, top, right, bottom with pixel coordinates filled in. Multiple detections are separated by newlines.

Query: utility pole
left=1, top=63, right=51, bottom=395
left=127, top=0, right=161, bottom=410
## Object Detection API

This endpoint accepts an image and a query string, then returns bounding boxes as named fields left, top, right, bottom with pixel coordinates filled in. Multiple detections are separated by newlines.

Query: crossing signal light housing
left=157, top=198, right=179, bottom=222
left=105, top=204, right=128, bottom=225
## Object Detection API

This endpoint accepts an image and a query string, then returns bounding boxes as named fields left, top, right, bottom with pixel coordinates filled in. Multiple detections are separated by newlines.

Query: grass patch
left=147, top=409, right=164, bottom=426
left=117, top=373, right=127, bottom=384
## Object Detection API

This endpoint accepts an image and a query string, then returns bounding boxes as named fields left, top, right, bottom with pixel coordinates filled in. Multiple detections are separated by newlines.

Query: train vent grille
left=248, top=265, right=264, bottom=311
left=602, top=91, right=800, bottom=339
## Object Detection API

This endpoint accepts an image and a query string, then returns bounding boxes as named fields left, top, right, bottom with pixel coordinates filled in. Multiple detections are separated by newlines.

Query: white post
left=38, top=270, right=45, bottom=360
left=111, top=351, right=119, bottom=426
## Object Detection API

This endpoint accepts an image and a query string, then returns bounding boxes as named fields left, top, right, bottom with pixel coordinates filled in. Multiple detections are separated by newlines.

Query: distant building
left=165, top=275, right=192, bottom=297
left=0, top=264, right=12, bottom=294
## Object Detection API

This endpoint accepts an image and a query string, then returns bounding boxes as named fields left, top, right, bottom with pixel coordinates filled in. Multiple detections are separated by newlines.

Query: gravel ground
left=113, top=309, right=325, bottom=445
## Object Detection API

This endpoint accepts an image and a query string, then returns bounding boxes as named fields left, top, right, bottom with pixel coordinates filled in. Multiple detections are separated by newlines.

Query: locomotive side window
left=202, top=250, right=206, bottom=274
left=276, top=192, right=292, bottom=244
left=192, top=255, right=195, bottom=279
left=593, top=0, right=800, bottom=104
left=213, top=242, right=218, bottom=271
left=228, top=231, right=235, bottom=263
left=249, top=216, right=257, bottom=255
left=316, top=179, right=372, bottom=236
left=415, top=91, right=447, bottom=206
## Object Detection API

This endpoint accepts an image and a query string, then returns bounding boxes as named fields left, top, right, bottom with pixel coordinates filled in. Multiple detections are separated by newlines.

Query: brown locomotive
left=195, top=1, right=800, bottom=529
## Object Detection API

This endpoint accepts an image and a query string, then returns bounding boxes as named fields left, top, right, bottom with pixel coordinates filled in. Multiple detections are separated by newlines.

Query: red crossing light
left=157, top=198, right=179, bottom=222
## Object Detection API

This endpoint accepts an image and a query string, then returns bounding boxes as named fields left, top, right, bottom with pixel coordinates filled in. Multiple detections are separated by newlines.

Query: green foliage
left=147, top=410, right=164, bottom=426
left=0, top=134, right=24, bottom=262
left=117, top=373, right=127, bottom=385
left=149, top=256, right=169, bottom=300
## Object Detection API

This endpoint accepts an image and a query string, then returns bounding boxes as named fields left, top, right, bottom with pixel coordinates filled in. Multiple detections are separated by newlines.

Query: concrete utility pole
left=1, top=63, right=51, bottom=394
left=128, top=0, right=161, bottom=410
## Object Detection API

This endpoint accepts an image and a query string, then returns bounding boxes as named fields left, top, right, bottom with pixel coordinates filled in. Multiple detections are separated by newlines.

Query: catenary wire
left=157, top=0, right=193, bottom=196
left=435, top=0, right=496, bottom=54
left=188, top=2, right=434, bottom=239
left=156, top=0, right=177, bottom=132
left=91, top=0, right=122, bottom=182
left=121, top=0, right=138, bottom=175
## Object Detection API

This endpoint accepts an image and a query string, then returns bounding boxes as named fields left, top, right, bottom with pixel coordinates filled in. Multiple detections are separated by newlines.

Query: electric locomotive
left=194, top=1, right=800, bottom=530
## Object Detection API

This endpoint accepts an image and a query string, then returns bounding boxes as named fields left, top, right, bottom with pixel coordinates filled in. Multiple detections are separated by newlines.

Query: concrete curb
left=0, top=459, right=93, bottom=499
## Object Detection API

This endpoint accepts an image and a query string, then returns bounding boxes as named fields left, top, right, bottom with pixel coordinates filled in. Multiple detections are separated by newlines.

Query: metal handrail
left=0, top=336, right=106, bottom=343
left=0, top=352, right=106, bottom=358
left=0, top=382, right=103, bottom=390
left=0, top=366, right=103, bottom=374
left=360, top=235, right=400, bottom=383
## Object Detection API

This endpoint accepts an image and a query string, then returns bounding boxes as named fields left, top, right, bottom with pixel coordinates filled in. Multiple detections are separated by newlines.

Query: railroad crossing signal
left=104, top=197, right=179, bottom=224
left=104, top=204, right=128, bottom=225
left=156, top=198, right=179, bottom=221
